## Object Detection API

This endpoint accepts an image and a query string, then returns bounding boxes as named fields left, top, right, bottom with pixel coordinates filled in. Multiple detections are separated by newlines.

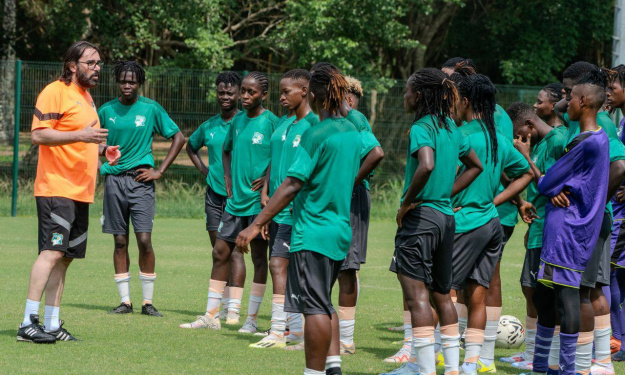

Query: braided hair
left=244, top=71, right=269, bottom=93
left=458, top=74, right=498, bottom=165
left=451, top=61, right=477, bottom=78
left=442, top=57, right=477, bottom=71
left=113, top=61, right=145, bottom=85
left=408, top=68, right=458, bottom=132
left=542, top=82, right=563, bottom=103
left=216, top=71, right=242, bottom=88
left=309, top=63, right=349, bottom=115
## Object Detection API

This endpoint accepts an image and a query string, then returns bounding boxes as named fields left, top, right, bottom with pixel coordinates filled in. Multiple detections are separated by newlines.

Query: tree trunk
left=0, top=0, right=17, bottom=145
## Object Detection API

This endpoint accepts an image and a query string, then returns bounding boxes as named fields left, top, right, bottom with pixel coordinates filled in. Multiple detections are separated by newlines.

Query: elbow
left=422, top=161, right=434, bottom=174
left=374, top=146, right=385, bottom=161
left=31, top=131, right=42, bottom=145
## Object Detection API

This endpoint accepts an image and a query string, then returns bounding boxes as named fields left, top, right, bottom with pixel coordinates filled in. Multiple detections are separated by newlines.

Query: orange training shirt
left=32, top=80, right=100, bottom=203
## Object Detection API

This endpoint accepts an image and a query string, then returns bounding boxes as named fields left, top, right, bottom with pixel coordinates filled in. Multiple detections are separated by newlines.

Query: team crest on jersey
left=51, top=233, right=63, bottom=246
left=135, top=115, right=146, bottom=127
left=532, top=155, right=538, bottom=164
left=292, top=135, right=301, bottom=147
left=252, top=132, right=264, bottom=144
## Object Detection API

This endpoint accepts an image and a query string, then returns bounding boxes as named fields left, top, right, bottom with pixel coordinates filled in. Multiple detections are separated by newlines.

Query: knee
left=522, top=286, right=534, bottom=301
left=114, top=238, right=128, bottom=253
left=212, top=244, right=230, bottom=264
left=136, top=236, right=153, bottom=254
left=39, top=249, right=66, bottom=264
left=269, top=259, right=284, bottom=276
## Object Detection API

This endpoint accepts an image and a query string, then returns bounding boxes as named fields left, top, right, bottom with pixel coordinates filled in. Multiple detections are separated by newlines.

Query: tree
left=0, top=0, right=17, bottom=144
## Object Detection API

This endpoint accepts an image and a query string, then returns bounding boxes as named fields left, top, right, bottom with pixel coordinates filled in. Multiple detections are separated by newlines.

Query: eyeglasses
left=79, top=60, right=104, bottom=70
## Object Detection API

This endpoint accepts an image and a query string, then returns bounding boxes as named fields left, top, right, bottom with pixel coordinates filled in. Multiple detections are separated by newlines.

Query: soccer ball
left=496, top=315, right=525, bottom=349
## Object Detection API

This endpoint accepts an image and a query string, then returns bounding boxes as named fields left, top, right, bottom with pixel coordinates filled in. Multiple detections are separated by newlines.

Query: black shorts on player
left=36, top=196, right=89, bottom=258
left=216, top=211, right=264, bottom=243
left=102, top=169, right=155, bottom=234
left=520, top=247, right=542, bottom=288
left=268, top=221, right=291, bottom=259
left=341, top=184, right=371, bottom=271
left=205, top=185, right=227, bottom=232
left=284, top=250, right=342, bottom=316
left=498, top=224, right=515, bottom=262
left=451, top=218, right=503, bottom=290
left=580, top=212, right=612, bottom=287
left=390, top=206, right=455, bottom=294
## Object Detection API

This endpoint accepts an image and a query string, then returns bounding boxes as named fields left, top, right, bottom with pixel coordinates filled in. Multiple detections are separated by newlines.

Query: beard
left=76, top=66, right=99, bottom=88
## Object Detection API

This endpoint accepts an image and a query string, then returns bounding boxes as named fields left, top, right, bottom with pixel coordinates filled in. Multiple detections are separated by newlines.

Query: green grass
left=1, top=217, right=622, bottom=374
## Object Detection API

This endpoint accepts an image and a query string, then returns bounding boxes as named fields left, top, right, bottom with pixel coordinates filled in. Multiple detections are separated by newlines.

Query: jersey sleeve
left=502, top=140, right=530, bottom=178
left=609, top=138, right=625, bottom=162
left=287, top=140, right=320, bottom=184
left=458, top=132, right=471, bottom=158
left=32, top=83, right=63, bottom=130
left=188, top=124, right=205, bottom=152
left=409, top=125, right=434, bottom=157
left=223, top=122, right=234, bottom=152
left=538, top=137, right=589, bottom=197
left=359, top=131, right=380, bottom=159
left=153, top=102, right=180, bottom=139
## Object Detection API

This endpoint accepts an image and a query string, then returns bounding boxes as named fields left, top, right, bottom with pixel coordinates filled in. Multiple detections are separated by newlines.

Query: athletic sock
left=463, top=328, right=485, bottom=369
left=303, top=369, right=325, bottom=375
left=455, top=302, right=468, bottom=337
left=228, top=286, right=244, bottom=316
left=139, top=272, right=156, bottom=305
left=325, top=355, right=342, bottom=370
left=287, top=312, right=304, bottom=335
left=413, top=326, right=436, bottom=375
left=480, top=306, right=502, bottom=366
left=562, top=332, right=580, bottom=375
left=247, top=282, right=266, bottom=319
left=221, top=286, right=230, bottom=316
left=206, top=279, right=226, bottom=317
left=22, top=299, right=40, bottom=326
left=533, top=323, right=555, bottom=373
left=594, top=314, right=612, bottom=368
left=575, top=331, right=593, bottom=374
left=270, top=294, right=286, bottom=336
left=338, top=306, right=356, bottom=345
left=525, top=316, right=538, bottom=361
left=434, top=324, right=441, bottom=353
left=43, top=305, right=60, bottom=331
left=441, top=323, right=460, bottom=374
left=114, top=272, right=131, bottom=305
left=548, top=326, right=560, bottom=371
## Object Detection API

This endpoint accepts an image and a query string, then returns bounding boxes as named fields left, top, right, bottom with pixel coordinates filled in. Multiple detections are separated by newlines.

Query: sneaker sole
left=17, top=336, right=56, bottom=344
left=225, top=318, right=240, bottom=325
left=249, top=342, right=287, bottom=349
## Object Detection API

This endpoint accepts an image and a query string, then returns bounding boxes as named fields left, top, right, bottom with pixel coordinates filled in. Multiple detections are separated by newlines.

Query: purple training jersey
left=613, top=117, right=625, bottom=220
left=538, top=127, right=610, bottom=271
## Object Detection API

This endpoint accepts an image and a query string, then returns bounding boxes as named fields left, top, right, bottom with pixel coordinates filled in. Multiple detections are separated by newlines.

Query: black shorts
left=498, top=224, right=515, bottom=262
left=341, top=184, right=371, bottom=271
left=205, top=185, right=227, bottom=232
left=451, top=218, right=503, bottom=290
left=36, top=197, right=89, bottom=259
left=216, top=210, right=264, bottom=243
left=284, top=250, right=342, bottom=316
left=102, top=172, right=155, bottom=234
left=581, top=212, right=612, bottom=288
left=520, top=247, right=542, bottom=288
left=390, top=206, right=455, bottom=294
left=269, top=221, right=291, bottom=259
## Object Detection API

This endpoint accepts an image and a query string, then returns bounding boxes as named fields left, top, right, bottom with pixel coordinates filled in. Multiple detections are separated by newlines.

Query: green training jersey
left=453, top=120, right=530, bottom=233
left=287, top=117, right=362, bottom=261
left=494, top=104, right=519, bottom=227
left=99, top=96, right=180, bottom=175
left=526, top=126, right=567, bottom=249
left=345, top=109, right=381, bottom=190
left=268, top=115, right=295, bottom=224
left=402, top=115, right=470, bottom=216
left=188, top=113, right=236, bottom=197
left=224, top=110, right=279, bottom=216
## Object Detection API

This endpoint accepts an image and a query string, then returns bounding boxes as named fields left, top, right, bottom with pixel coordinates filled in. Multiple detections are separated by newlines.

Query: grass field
left=0, top=216, right=623, bottom=374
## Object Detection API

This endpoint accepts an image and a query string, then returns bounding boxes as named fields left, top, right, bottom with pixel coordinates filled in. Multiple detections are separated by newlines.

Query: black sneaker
left=108, top=303, right=133, bottom=314
left=46, top=320, right=78, bottom=341
left=17, top=314, right=56, bottom=344
left=141, top=304, right=163, bottom=317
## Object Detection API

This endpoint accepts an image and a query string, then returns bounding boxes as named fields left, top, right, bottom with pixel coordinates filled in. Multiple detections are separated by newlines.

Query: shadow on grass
left=65, top=302, right=110, bottom=312
left=158, top=308, right=199, bottom=317
left=373, top=322, right=403, bottom=332
left=358, top=345, right=398, bottom=360
left=0, top=329, right=17, bottom=338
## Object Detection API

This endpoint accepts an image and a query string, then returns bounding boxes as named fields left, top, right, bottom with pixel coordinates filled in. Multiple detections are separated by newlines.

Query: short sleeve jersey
left=99, top=96, right=180, bottom=176
left=287, top=117, right=362, bottom=261
left=453, top=120, right=530, bottom=233
left=402, top=116, right=470, bottom=216
left=525, top=126, right=567, bottom=249
left=345, top=109, right=381, bottom=190
left=494, top=104, right=519, bottom=227
left=188, top=113, right=236, bottom=196
left=224, top=110, right=279, bottom=216
left=268, top=115, right=296, bottom=224
left=32, top=80, right=100, bottom=203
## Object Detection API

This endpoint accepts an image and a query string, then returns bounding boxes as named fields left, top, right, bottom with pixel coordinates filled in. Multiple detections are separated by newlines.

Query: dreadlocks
left=309, top=63, right=348, bottom=115
left=608, top=65, right=625, bottom=89
left=345, top=76, right=364, bottom=99
left=113, top=61, right=146, bottom=85
left=408, top=68, right=458, bottom=131
left=216, top=71, right=242, bottom=88
left=458, top=74, right=498, bottom=165
left=442, top=57, right=477, bottom=71
left=245, top=71, right=269, bottom=93
left=452, top=61, right=477, bottom=78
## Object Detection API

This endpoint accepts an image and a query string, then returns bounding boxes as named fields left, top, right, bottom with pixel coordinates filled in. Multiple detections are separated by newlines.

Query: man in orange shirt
left=17, top=41, right=120, bottom=344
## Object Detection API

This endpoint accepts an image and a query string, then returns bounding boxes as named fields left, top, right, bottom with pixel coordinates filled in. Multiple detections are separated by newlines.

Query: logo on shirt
left=210, top=132, right=215, bottom=139
left=51, top=233, right=64, bottom=246
left=135, top=115, right=146, bottom=127
left=290, top=294, right=300, bottom=303
left=281, top=131, right=287, bottom=141
left=292, top=135, right=301, bottom=148
left=109, top=117, right=117, bottom=124
left=252, top=132, right=264, bottom=145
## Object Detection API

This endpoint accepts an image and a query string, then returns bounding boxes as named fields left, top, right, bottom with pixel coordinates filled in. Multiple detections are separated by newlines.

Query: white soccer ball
left=496, top=315, right=525, bottom=349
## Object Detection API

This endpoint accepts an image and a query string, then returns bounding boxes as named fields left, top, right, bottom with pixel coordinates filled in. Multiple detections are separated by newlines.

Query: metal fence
left=1, top=60, right=543, bottom=215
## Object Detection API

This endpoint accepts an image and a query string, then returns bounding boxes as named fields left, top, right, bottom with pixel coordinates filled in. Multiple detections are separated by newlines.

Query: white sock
left=114, top=272, right=131, bottom=304
left=464, top=328, right=484, bottom=366
left=23, top=299, right=40, bottom=326
left=206, top=279, right=226, bottom=317
left=270, top=294, right=287, bottom=335
left=228, top=298, right=242, bottom=315
left=325, top=355, right=342, bottom=370
left=339, top=319, right=355, bottom=345
left=525, top=328, right=537, bottom=360
left=441, top=324, right=460, bottom=374
left=480, top=307, right=502, bottom=366
left=248, top=283, right=266, bottom=319
left=303, top=369, right=325, bottom=375
left=594, top=314, right=612, bottom=366
left=139, top=272, right=156, bottom=305
left=548, top=327, right=560, bottom=370
left=43, top=305, right=60, bottom=331
left=575, top=331, right=594, bottom=373
left=413, top=335, right=436, bottom=375
left=404, top=323, right=413, bottom=342
left=434, top=324, right=442, bottom=353
left=458, top=317, right=468, bottom=338
left=221, top=286, right=230, bottom=316
left=287, top=313, right=303, bottom=334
